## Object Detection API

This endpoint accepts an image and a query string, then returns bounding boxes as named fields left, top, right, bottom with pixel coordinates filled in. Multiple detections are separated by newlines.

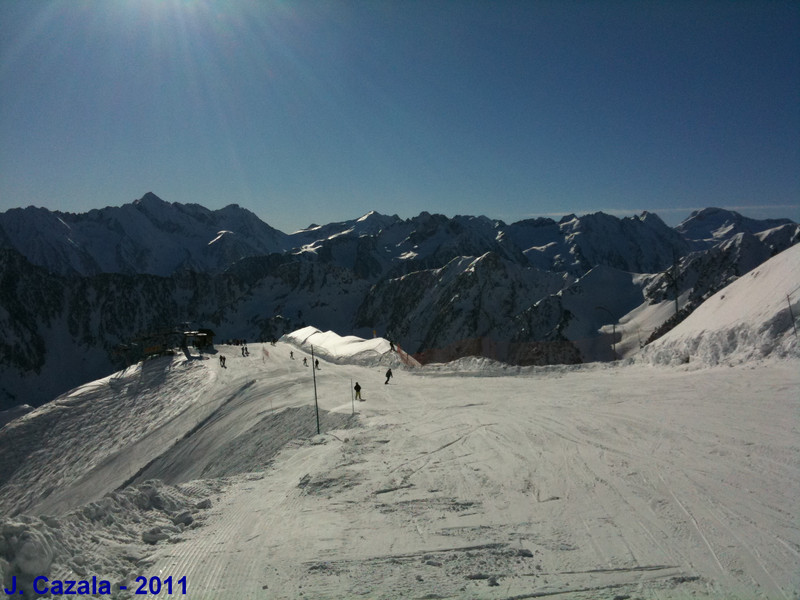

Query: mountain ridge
left=0, top=194, right=797, bottom=408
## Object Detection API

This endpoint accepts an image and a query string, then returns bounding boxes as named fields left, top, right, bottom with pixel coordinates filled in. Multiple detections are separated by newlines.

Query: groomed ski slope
left=3, top=342, right=797, bottom=599
left=135, top=351, right=798, bottom=600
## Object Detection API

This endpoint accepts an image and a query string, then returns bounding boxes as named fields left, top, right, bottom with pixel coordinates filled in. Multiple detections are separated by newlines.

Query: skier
left=315, top=359, right=320, bottom=370
left=290, top=351, right=294, bottom=360
left=303, top=357, right=308, bottom=367
left=354, top=382, right=362, bottom=401
left=385, top=368, right=393, bottom=385
left=219, top=355, right=226, bottom=368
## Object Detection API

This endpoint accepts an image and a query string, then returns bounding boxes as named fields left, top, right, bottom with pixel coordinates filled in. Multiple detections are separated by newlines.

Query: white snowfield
left=0, top=246, right=798, bottom=599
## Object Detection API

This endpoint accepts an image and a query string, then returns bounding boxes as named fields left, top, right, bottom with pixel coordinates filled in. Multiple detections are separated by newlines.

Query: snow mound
left=639, top=244, right=800, bottom=366
left=282, top=326, right=399, bottom=366
left=0, top=479, right=219, bottom=598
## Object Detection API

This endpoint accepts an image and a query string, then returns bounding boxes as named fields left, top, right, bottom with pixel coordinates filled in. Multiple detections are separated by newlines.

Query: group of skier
left=288, top=351, right=320, bottom=370
left=353, top=368, right=392, bottom=402
left=301, top=357, right=320, bottom=370
left=219, top=340, right=398, bottom=403
left=217, top=347, right=248, bottom=366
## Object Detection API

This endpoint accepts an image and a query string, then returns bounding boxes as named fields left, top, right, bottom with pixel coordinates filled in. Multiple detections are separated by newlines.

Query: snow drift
left=0, top=480, right=220, bottom=598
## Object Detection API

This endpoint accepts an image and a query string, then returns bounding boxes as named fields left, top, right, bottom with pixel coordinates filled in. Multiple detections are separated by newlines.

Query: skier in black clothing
left=354, top=382, right=362, bottom=401
left=385, top=368, right=393, bottom=384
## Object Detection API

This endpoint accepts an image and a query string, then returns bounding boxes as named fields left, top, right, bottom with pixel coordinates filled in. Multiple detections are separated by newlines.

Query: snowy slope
left=0, top=292, right=798, bottom=600
left=639, top=243, right=800, bottom=365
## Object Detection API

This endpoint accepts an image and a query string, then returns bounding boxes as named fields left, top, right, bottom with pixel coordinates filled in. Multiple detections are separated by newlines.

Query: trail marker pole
left=311, top=345, right=320, bottom=435
left=672, top=255, right=680, bottom=317
left=789, top=295, right=798, bottom=337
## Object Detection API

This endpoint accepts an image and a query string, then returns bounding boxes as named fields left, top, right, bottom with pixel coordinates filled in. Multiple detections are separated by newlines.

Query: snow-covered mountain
left=354, top=252, right=576, bottom=364
left=0, top=199, right=699, bottom=278
left=676, top=206, right=796, bottom=245
left=290, top=210, right=405, bottom=250
left=1, top=196, right=798, bottom=408
left=0, top=193, right=290, bottom=276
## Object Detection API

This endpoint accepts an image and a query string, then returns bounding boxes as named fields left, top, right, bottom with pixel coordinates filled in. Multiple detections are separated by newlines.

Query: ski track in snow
left=0, top=337, right=798, bottom=599
left=122, top=348, right=798, bottom=600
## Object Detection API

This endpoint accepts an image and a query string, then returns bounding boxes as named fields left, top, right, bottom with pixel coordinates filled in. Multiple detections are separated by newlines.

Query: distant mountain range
left=1, top=193, right=798, bottom=408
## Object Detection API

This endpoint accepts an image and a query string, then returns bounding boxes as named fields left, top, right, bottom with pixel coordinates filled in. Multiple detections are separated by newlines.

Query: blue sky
left=1, top=0, right=798, bottom=233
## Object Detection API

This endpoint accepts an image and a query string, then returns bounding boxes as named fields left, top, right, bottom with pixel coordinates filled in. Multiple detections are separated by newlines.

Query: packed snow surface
left=0, top=246, right=799, bottom=599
